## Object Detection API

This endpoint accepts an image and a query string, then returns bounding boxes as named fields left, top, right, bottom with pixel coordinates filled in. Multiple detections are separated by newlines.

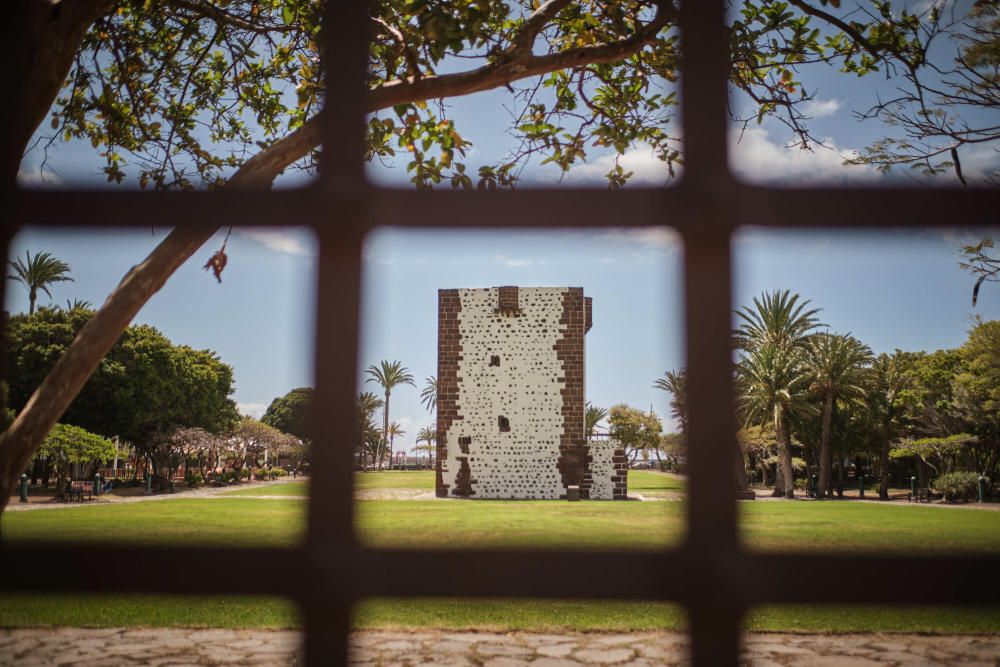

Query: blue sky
left=10, top=1, right=1000, bottom=450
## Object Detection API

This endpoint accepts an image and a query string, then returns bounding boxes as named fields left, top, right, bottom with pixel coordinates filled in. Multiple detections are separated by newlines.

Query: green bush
left=935, top=471, right=982, bottom=503
left=184, top=470, right=203, bottom=488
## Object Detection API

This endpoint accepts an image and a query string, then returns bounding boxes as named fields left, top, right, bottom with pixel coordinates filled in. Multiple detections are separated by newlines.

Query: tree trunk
left=734, top=439, right=748, bottom=491
left=776, top=408, right=795, bottom=498
left=817, top=394, right=834, bottom=499
left=4, top=0, right=116, bottom=184
left=382, top=391, right=390, bottom=471
left=878, top=434, right=891, bottom=500
left=28, top=289, right=37, bottom=315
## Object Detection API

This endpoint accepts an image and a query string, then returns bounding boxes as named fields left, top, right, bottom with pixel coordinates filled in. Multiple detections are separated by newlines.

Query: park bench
left=66, top=481, right=94, bottom=502
left=908, top=487, right=930, bottom=503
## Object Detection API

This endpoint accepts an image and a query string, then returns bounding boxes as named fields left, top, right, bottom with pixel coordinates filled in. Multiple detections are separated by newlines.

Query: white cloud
left=17, top=167, right=62, bottom=187
left=598, top=228, right=680, bottom=252
left=238, top=402, right=268, bottom=418
left=496, top=254, right=532, bottom=268
left=800, top=98, right=842, bottom=118
left=239, top=229, right=313, bottom=256
left=729, top=127, right=878, bottom=185
left=561, top=146, right=676, bottom=187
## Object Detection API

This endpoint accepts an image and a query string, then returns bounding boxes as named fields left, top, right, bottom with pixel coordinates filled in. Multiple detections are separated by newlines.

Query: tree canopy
left=608, top=403, right=662, bottom=462
left=4, top=307, right=239, bottom=444
left=261, top=386, right=313, bottom=442
left=25, top=0, right=999, bottom=191
left=38, top=423, right=116, bottom=489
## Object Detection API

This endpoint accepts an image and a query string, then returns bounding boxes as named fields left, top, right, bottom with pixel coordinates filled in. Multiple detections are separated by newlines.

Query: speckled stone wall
left=436, top=286, right=626, bottom=500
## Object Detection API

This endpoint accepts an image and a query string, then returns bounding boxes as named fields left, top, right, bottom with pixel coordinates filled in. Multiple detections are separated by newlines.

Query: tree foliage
left=39, top=423, right=115, bottom=490
left=4, top=307, right=239, bottom=444
left=31, top=0, right=996, bottom=191
left=261, top=386, right=313, bottom=442
left=608, top=403, right=662, bottom=462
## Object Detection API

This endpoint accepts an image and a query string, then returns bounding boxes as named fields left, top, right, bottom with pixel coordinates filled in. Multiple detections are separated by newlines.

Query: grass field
left=223, top=469, right=683, bottom=497
left=2, top=472, right=998, bottom=633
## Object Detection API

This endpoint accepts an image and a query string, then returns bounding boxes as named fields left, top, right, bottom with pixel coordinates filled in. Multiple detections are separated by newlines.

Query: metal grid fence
left=3, top=2, right=1000, bottom=665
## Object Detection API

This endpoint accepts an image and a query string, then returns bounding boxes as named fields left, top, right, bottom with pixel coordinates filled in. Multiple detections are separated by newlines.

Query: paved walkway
left=4, top=480, right=302, bottom=512
left=2, top=628, right=999, bottom=665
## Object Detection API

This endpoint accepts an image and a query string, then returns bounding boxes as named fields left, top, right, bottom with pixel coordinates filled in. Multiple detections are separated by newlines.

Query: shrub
left=184, top=470, right=203, bottom=488
left=935, top=471, right=982, bottom=503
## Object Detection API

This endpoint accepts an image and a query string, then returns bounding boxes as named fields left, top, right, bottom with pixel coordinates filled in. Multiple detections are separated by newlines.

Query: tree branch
left=370, top=4, right=674, bottom=111
left=505, top=0, right=574, bottom=59
left=164, top=0, right=298, bottom=34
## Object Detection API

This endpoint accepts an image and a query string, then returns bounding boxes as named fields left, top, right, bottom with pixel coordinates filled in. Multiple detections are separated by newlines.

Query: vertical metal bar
left=677, top=0, right=740, bottom=662
left=678, top=0, right=731, bottom=189
left=303, top=225, right=366, bottom=666
left=301, top=0, right=374, bottom=662
left=688, top=603, right=744, bottom=666
left=319, top=0, right=371, bottom=194
left=682, top=229, right=741, bottom=666
left=0, top=231, right=11, bottom=377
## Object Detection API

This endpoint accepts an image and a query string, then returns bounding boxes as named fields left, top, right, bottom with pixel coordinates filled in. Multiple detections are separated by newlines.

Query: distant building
left=436, top=286, right=627, bottom=500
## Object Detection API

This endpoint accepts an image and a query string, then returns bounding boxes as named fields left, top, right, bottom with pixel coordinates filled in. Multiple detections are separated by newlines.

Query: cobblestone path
left=2, top=628, right=999, bottom=666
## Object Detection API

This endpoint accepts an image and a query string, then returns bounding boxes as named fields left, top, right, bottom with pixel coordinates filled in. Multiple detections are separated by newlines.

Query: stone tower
left=435, top=286, right=626, bottom=500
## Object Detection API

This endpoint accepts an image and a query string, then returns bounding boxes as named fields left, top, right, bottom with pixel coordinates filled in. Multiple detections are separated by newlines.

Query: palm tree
left=356, top=392, right=384, bottom=469
left=420, top=376, right=437, bottom=413
left=416, top=425, right=437, bottom=468
left=6, top=250, right=74, bottom=315
left=365, top=360, right=415, bottom=470
left=585, top=402, right=608, bottom=440
left=806, top=333, right=873, bottom=497
left=64, top=299, right=93, bottom=311
left=736, top=290, right=823, bottom=498
left=738, top=342, right=814, bottom=497
left=735, top=289, right=822, bottom=352
left=653, top=368, right=687, bottom=438
left=869, top=352, right=916, bottom=500
left=387, top=421, right=406, bottom=469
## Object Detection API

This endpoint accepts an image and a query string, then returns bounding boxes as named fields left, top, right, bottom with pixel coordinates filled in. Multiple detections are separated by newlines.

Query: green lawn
left=224, top=481, right=309, bottom=496
left=2, top=484, right=999, bottom=633
left=222, top=470, right=681, bottom=497
left=6, top=494, right=1000, bottom=555
left=223, top=470, right=436, bottom=496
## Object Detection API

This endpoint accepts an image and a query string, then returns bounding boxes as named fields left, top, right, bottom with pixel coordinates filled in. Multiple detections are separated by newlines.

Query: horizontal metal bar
left=735, top=185, right=1000, bottom=228
left=741, top=551, right=1000, bottom=606
left=2, top=189, right=342, bottom=230
left=5, top=184, right=997, bottom=234
left=3, top=545, right=999, bottom=607
left=365, top=187, right=688, bottom=230
left=0, top=545, right=305, bottom=596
